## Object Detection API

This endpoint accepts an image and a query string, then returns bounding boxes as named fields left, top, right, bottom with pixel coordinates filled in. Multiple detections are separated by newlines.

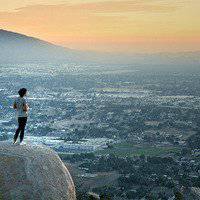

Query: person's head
left=18, top=88, right=27, bottom=97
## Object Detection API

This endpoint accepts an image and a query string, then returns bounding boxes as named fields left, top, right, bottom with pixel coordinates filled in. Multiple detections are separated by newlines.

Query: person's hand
left=23, top=104, right=29, bottom=112
left=13, top=102, right=17, bottom=109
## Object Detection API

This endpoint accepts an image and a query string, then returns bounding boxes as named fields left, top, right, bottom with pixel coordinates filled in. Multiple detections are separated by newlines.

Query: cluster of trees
left=59, top=152, right=95, bottom=163
left=73, top=153, right=200, bottom=199
left=186, top=131, right=200, bottom=149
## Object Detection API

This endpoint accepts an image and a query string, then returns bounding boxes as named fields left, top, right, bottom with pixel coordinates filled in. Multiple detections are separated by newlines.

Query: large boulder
left=0, top=142, right=76, bottom=200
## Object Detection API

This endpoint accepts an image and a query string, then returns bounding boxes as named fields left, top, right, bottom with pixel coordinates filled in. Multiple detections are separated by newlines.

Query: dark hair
left=18, top=88, right=27, bottom=97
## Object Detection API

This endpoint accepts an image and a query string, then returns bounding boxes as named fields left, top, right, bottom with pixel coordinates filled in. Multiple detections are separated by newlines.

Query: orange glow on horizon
left=0, top=0, right=200, bottom=53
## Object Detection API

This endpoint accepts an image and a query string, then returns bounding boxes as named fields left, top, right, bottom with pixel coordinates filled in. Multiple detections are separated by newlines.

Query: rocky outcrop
left=0, top=142, right=76, bottom=200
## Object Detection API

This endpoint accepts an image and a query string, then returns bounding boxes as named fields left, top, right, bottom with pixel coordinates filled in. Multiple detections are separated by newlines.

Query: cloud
left=76, top=0, right=180, bottom=13
left=0, top=0, right=182, bottom=33
left=14, top=0, right=182, bottom=14
left=0, top=0, right=191, bottom=37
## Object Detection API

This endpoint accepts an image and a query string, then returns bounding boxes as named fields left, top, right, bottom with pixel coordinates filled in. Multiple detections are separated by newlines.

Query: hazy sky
left=0, top=0, right=200, bottom=53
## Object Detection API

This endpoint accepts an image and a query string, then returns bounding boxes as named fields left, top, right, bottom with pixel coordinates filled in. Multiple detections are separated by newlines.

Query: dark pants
left=14, top=117, right=27, bottom=143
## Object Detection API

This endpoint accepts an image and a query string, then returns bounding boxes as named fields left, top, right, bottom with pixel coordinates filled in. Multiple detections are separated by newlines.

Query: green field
left=96, top=142, right=181, bottom=157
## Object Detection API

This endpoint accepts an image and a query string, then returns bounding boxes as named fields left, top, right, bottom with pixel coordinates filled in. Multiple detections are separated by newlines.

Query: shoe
left=20, top=141, right=26, bottom=145
left=13, top=140, right=20, bottom=145
left=13, top=140, right=17, bottom=145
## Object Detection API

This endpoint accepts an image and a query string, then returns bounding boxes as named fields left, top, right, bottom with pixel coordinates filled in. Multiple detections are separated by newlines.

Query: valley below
left=0, top=63, right=200, bottom=199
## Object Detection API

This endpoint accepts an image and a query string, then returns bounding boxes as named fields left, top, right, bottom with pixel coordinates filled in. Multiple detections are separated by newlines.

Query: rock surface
left=0, top=141, right=76, bottom=200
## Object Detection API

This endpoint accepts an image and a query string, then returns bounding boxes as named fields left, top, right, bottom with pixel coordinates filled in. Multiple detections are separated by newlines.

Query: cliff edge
left=0, top=141, right=76, bottom=200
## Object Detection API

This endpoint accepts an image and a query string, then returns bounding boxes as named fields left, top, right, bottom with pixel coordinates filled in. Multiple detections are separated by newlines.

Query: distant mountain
left=0, top=29, right=200, bottom=67
left=0, top=29, right=134, bottom=64
left=0, top=29, right=78, bottom=63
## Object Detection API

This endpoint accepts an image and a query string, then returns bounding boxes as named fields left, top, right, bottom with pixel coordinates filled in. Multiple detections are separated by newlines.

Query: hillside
left=0, top=29, right=78, bottom=63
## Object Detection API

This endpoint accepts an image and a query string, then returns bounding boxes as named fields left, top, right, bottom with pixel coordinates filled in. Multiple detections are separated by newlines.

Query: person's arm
left=23, top=99, right=29, bottom=112
left=13, top=101, right=17, bottom=109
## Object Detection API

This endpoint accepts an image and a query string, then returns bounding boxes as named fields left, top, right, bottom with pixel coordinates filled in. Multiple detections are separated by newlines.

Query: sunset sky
left=0, top=0, right=200, bottom=53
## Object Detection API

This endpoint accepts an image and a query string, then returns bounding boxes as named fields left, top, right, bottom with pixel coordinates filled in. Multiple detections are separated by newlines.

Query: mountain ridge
left=0, top=29, right=79, bottom=63
left=0, top=29, right=71, bottom=51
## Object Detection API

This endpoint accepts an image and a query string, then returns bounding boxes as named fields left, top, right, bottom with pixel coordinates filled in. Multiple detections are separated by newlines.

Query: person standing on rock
left=13, top=88, right=29, bottom=144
